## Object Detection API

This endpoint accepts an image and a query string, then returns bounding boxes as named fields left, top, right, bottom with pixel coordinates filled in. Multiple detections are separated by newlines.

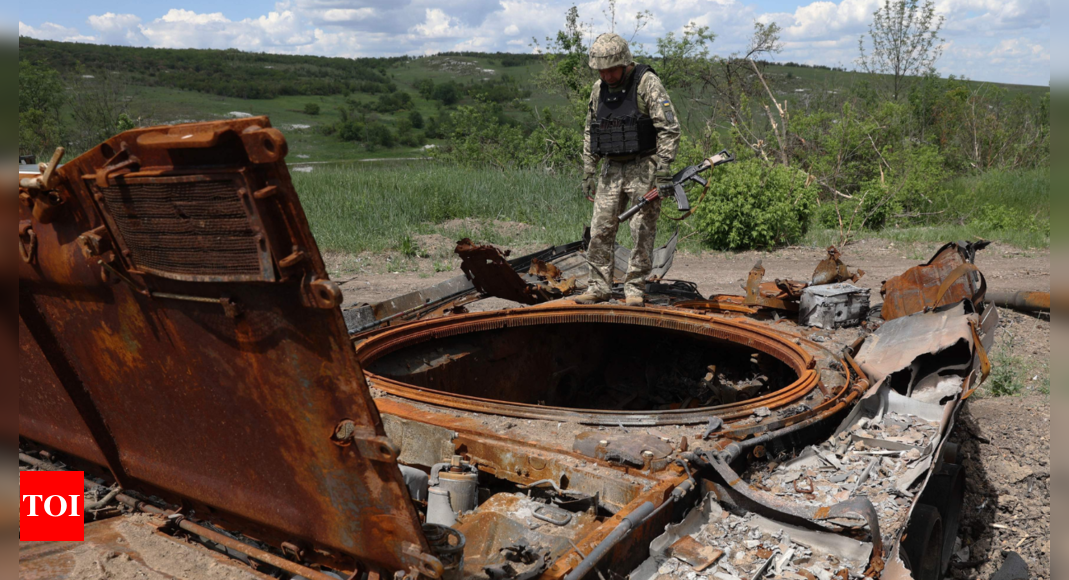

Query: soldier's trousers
left=586, top=155, right=661, bottom=298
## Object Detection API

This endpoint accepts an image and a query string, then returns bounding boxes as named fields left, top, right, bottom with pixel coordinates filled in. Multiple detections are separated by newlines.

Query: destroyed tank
left=19, top=119, right=999, bottom=580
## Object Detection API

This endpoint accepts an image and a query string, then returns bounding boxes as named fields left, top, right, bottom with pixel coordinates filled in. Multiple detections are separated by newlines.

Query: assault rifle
left=618, top=150, right=736, bottom=222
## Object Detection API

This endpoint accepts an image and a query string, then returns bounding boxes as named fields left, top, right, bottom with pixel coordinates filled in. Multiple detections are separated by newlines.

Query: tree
left=653, top=22, right=716, bottom=91
left=409, top=110, right=424, bottom=129
left=533, top=6, right=594, bottom=101
left=67, top=69, right=136, bottom=153
left=19, top=61, right=64, bottom=156
left=304, top=103, right=321, bottom=115
left=857, top=0, right=945, bottom=100
left=432, top=82, right=459, bottom=106
left=415, top=78, right=435, bottom=99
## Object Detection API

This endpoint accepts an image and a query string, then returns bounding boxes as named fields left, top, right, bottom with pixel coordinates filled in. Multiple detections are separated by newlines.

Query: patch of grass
left=987, top=353, right=1027, bottom=397
left=803, top=168, right=1050, bottom=250
left=983, top=333, right=1032, bottom=397
left=294, top=163, right=593, bottom=254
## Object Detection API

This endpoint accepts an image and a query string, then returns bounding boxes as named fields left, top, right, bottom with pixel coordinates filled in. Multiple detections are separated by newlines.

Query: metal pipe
left=20, top=453, right=61, bottom=471
left=19, top=455, right=343, bottom=580
left=563, top=501, right=657, bottom=580
left=564, top=476, right=695, bottom=580
left=86, top=487, right=124, bottom=510
left=988, top=290, right=1050, bottom=312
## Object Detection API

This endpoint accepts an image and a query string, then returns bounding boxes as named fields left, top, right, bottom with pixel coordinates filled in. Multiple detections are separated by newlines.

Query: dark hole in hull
left=367, top=323, right=796, bottom=411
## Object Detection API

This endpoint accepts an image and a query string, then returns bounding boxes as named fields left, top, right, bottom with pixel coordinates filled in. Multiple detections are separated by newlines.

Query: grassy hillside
left=19, top=38, right=1048, bottom=163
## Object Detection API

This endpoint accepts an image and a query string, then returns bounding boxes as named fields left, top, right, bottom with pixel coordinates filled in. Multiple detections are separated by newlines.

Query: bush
left=974, top=205, right=1044, bottom=233
left=366, top=122, right=396, bottom=148
left=416, top=78, right=435, bottom=99
left=433, top=82, right=460, bottom=106
left=692, top=160, right=817, bottom=250
left=409, top=110, right=424, bottom=129
left=303, top=103, right=321, bottom=115
left=337, top=120, right=365, bottom=142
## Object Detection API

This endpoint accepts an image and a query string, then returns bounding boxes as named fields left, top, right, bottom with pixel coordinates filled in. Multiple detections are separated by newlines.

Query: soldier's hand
left=655, top=169, right=673, bottom=194
left=655, top=168, right=673, bottom=187
left=583, top=174, right=597, bottom=202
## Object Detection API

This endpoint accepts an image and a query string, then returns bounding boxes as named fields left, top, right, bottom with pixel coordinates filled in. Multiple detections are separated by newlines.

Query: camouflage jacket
left=582, top=67, right=682, bottom=177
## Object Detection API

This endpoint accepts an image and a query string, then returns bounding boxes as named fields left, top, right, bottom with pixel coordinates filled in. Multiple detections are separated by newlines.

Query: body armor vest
left=590, top=64, right=658, bottom=157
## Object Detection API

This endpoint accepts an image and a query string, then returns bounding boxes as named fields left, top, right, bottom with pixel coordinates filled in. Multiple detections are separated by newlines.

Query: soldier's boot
left=625, top=295, right=645, bottom=307
left=574, top=292, right=610, bottom=305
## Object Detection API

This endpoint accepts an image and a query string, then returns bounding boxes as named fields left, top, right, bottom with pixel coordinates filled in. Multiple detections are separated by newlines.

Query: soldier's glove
left=582, top=174, right=597, bottom=202
left=655, top=169, right=673, bottom=193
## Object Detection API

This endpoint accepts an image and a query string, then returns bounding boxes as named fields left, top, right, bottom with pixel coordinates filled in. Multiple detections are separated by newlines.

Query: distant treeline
left=19, top=37, right=408, bottom=99
left=758, top=60, right=848, bottom=72
left=430, top=52, right=542, bottom=67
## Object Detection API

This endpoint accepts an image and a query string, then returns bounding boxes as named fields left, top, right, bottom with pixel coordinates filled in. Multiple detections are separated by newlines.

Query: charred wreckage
left=18, top=119, right=1022, bottom=580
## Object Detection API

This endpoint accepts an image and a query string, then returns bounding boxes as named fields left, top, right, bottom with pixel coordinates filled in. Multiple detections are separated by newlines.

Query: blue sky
left=19, top=0, right=1049, bottom=86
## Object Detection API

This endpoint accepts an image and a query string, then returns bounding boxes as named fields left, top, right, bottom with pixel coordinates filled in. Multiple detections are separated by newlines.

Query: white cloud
left=322, top=8, right=377, bottom=23
left=16, top=0, right=1049, bottom=86
left=412, top=8, right=466, bottom=39
left=87, top=13, right=147, bottom=44
left=19, top=21, right=96, bottom=43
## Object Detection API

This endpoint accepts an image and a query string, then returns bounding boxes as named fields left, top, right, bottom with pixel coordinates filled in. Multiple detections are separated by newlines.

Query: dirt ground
left=337, top=237, right=1051, bottom=578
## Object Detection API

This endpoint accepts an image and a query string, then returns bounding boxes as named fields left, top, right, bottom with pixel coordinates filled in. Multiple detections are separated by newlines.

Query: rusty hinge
left=329, top=421, right=400, bottom=463
left=19, top=221, right=37, bottom=264
left=95, top=142, right=141, bottom=188
left=401, top=542, right=444, bottom=580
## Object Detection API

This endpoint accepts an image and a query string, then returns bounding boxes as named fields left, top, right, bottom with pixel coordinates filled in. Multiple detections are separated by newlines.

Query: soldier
left=575, top=33, right=681, bottom=307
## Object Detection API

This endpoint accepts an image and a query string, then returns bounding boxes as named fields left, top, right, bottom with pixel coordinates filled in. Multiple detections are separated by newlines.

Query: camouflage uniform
left=582, top=36, right=681, bottom=300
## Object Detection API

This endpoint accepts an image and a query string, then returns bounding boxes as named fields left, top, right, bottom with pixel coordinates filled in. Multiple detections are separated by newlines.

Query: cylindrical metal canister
left=426, top=487, right=456, bottom=527
left=437, top=469, right=479, bottom=514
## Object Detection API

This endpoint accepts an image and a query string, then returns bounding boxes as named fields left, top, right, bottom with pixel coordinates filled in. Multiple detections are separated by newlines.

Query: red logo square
left=19, top=471, right=85, bottom=541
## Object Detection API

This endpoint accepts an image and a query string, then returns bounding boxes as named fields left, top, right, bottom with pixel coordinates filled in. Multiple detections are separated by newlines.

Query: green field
left=294, top=162, right=1049, bottom=268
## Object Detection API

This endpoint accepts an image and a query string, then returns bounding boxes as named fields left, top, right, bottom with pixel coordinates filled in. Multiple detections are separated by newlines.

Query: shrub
left=433, top=82, right=460, bottom=106
left=303, top=103, right=321, bottom=115
left=366, top=122, right=396, bottom=148
left=692, top=160, right=817, bottom=250
left=409, top=110, right=424, bottom=129
left=416, top=78, right=435, bottom=99
left=337, top=120, right=365, bottom=142
left=974, top=205, right=1045, bottom=233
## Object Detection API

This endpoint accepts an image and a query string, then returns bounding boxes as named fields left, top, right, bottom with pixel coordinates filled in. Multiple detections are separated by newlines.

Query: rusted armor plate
left=18, top=119, right=431, bottom=576
left=881, top=241, right=989, bottom=321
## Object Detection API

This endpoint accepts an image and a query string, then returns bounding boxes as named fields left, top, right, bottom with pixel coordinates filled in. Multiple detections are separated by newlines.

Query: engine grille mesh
left=96, top=179, right=267, bottom=279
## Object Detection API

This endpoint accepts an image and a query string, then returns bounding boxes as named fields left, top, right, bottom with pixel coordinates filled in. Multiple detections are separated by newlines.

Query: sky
left=18, top=0, right=1050, bottom=87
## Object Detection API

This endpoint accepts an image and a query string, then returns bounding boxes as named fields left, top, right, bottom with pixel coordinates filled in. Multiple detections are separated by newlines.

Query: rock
left=993, top=459, right=1034, bottom=484
left=991, top=552, right=1029, bottom=580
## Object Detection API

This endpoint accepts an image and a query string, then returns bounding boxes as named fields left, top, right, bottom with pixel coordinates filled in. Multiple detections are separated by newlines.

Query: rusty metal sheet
left=881, top=241, right=989, bottom=321
left=855, top=302, right=979, bottom=395
left=19, top=315, right=108, bottom=468
left=744, top=261, right=801, bottom=312
left=17, top=120, right=432, bottom=576
left=811, top=246, right=864, bottom=286
left=667, top=536, right=723, bottom=571
left=456, top=239, right=581, bottom=305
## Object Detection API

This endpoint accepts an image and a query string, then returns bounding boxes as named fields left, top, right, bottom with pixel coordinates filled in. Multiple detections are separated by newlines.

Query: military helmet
left=588, top=33, right=633, bottom=70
